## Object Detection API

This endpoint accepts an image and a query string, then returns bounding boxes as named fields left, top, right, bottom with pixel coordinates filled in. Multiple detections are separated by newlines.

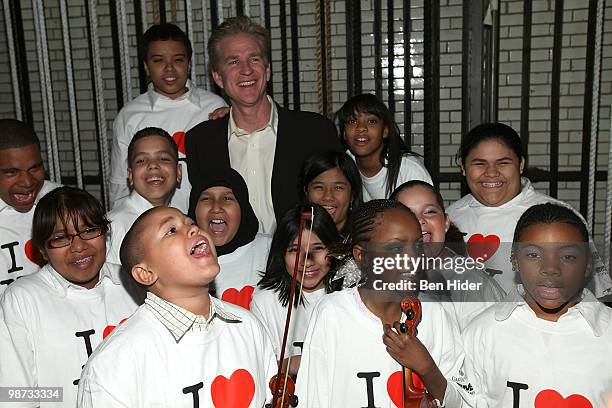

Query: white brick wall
left=0, top=0, right=611, bottom=242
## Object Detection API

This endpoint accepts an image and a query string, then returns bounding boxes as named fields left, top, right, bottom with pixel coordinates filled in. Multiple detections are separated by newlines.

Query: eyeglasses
left=46, top=226, right=105, bottom=249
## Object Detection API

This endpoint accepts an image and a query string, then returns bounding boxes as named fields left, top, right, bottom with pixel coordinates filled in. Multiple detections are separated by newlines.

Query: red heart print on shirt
left=211, top=369, right=255, bottom=408
left=387, top=371, right=426, bottom=408
left=534, top=390, right=592, bottom=408
left=467, top=234, right=500, bottom=261
left=222, top=286, right=255, bottom=310
left=102, top=318, right=128, bottom=339
left=24, top=240, right=46, bottom=267
left=172, top=131, right=186, bottom=154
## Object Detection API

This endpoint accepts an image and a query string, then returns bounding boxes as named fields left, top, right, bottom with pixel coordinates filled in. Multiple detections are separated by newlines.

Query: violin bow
left=272, top=207, right=314, bottom=408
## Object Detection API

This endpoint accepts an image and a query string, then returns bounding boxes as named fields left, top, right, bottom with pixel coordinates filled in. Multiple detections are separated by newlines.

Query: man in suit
left=186, top=16, right=341, bottom=234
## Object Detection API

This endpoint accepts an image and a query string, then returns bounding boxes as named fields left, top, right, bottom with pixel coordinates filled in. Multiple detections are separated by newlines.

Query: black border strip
left=8, top=0, right=33, bottom=124
left=109, top=1, right=124, bottom=111
left=549, top=0, right=564, bottom=198
left=519, top=0, right=532, bottom=155
left=580, top=0, right=598, bottom=216
left=290, top=0, right=300, bottom=109
left=387, top=0, right=395, bottom=113
left=424, top=0, right=440, bottom=186
left=279, top=0, right=289, bottom=108
left=374, top=0, right=382, bottom=99
left=403, top=1, right=412, bottom=149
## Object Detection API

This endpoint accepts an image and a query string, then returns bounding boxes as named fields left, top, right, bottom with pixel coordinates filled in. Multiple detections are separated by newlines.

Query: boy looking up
left=0, top=119, right=60, bottom=294
left=78, top=207, right=277, bottom=407
left=106, top=127, right=181, bottom=265
left=109, top=23, right=226, bottom=213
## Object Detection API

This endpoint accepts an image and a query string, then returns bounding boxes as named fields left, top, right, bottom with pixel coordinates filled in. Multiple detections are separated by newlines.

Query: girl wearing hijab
left=189, top=167, right=270, bottom=310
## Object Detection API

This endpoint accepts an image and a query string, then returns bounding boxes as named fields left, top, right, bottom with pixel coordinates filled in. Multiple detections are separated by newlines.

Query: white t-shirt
left=109, top=81, right=227, bottom=212
left=251, top=287, right=325, bottom=359
left=0, top=263, right=138, bottom=407
left=0, top=180, right=61, bottom=295
left=215, top=234, right=271, bottom=310
left=347, top=151, right=433, bottom=201
left=295, top=287, right=469, bottom=407
left=425, top=251, right=506, bottom=332
left=77, top=299, right=277, bottom=408
left=447, top=177, right=612, bottom=298
left=462, top=286, right=612, bottom=407
left=106, top=190, right=154, bottom=265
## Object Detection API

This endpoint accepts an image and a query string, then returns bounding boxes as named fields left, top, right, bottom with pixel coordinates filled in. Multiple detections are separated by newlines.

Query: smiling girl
left=447, top=122, right=612, bottom=299
left=250, top=204, right=341, bottom=376
left=336, top=94, right=432, bottom=201
left=0, top=187, right=138, bottom=407
left=189, top=168, right=271, bottom=310
left=299, top=151, right=362, bottom=238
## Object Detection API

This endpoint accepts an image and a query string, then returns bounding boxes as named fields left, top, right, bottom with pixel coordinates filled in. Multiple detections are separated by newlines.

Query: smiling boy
left=0, top=119, right=60, bottom=294
left=78, top=207, right=277, bottom=407
left=106, top=127, right=181, bottom=265
left=109, top=23, right=226, bottom=213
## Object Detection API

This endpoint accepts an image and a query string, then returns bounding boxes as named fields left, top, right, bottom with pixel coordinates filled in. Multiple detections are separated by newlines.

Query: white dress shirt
left=228, top=96, right=278, bottom=234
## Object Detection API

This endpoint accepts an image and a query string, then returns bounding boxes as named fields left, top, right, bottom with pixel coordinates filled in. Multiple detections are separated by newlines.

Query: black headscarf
left=188, top=167, right=259, bottom=256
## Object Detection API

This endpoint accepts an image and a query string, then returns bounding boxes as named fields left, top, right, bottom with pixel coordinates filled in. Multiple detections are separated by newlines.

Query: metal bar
left=580, top=0, right=600, bottom=222
left=134, top=0, right=148, bottom=93
left=290, top=0, right=300, bottom=110
left=236, top=0, right=244, bottom=16
left=403, top=0, right=412, bottom=149
left=159, top=0, right=166, bottom=23
left=109, top=1, right=125, bottom=110
left=85, top=0, right=111, bottom=209
left=202, top=0, right=211, bottom=90
left=549, top=0, right=564, bottom=198
left=7, top=0, right=33, bottom=124
left=59, top=0, right=84, bottom=188
left=519, top=0, right=532, bottom=155
left=264, top=0, right=273, bottom=96
left=185, top=0, right=196, bottom=85
left=374, top=0, right=383, bottom=99
left=279, top=0, right=289, bottom=107
left=345, top=0, right=355, bottom=98
left=461, top=0, right=484, bottom=138
left=423, top=0, right=440, bottom=186
left=3, top=0, right=22, bottom=119
left=387, top=0, right=395, bottom=114
left=319, top=0, right=329, bottom=115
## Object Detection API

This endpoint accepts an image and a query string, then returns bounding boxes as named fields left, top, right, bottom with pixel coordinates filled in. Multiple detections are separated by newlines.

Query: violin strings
left=281, top=205, right=315, bottom=407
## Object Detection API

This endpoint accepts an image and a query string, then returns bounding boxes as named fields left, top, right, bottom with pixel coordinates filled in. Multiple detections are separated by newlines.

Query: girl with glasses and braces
left=0, top=186, right=138, bottom=407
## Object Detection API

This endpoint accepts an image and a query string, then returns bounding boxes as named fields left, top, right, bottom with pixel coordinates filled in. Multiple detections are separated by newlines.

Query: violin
left=266, top=209, right=313, bottom=408
left=399, top=297, right=436, bottom=408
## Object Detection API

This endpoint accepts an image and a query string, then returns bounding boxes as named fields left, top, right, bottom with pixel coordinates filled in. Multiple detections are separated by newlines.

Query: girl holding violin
left=251, top=204, right=342, bottom=377
left=296, top=199, right=468, bottom=407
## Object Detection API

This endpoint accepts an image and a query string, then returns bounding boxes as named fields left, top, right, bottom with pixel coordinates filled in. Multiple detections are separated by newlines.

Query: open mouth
left=322, top=205, right=336, bottom=216
left=481, top=181, right=503, bottom=188
left=12, top=190, right=36, bottom=204
left=146, top=175, right=165, bottom=186
left=190, top=238, right=211, bottom=258
left=72, top=256, right=93, bottom=268
left=209, top=219, right=227, bottom=234
left=421, top=232, right=432, bottom=243
left=239, top=80, right=256, bottom=87
left=354, top=137, right=369, bottom=145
